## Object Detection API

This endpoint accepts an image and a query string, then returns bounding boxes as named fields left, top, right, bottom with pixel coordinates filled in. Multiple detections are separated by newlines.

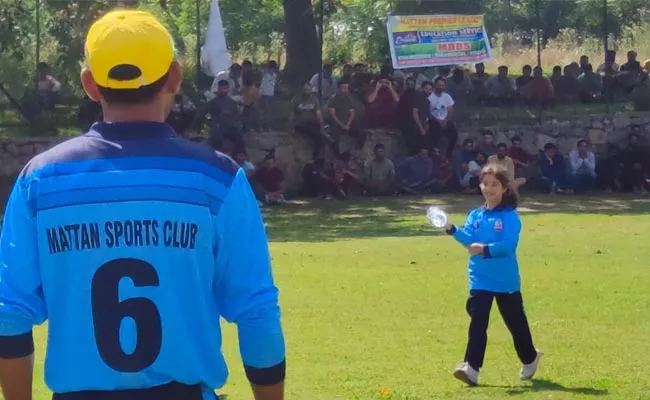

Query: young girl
left=441, top=164, right=542, bottom=386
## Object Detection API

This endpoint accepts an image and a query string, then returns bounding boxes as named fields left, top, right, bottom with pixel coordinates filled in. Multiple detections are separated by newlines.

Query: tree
left=282, top=0, right=321, bottom=84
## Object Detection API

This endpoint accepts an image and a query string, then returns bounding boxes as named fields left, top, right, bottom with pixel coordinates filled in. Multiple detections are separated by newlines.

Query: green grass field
left=19, top=195, right=650, bottom=399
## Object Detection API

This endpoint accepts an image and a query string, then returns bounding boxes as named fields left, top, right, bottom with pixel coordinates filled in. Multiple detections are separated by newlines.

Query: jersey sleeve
left=213, top=169, right=285, bottom=385
left=0, top=178, right=47, bottom=358
left=447, top=210, right=475, bottom=246
left=484, top=211, right=521, bottom=258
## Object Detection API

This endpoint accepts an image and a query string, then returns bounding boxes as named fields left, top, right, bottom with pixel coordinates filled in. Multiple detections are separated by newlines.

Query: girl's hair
left=480, top=164, right=519, bottom=209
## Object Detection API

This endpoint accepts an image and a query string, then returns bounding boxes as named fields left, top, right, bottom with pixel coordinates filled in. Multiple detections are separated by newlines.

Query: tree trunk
left=282, top=0, right=320, bottom=85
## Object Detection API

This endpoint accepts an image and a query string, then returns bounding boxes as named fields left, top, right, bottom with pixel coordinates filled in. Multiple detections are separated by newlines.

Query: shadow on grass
left=500, top=378, right=609, bottom=396
left=264, top=194, right=650, bottom=242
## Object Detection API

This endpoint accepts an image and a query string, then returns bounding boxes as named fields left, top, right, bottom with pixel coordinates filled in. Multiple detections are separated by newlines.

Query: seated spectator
left=477, top=130, right=497, bottom=157
left=300, top=159, right=344, bottom=199
left=539, top=143, right=570, bottom=194
left=621, top=129, right=649, bottom=193
left=446, top=68, right=470, bottom=105
left=487, top=143, right=526, bottom=189
left=579, top=55, right=590, bottom=73
left=234, top=150, right=255, bottom=179
left=469, top=62, right=490, bottom=103
left=516, top=65, right=534, bottom=92
left=292, top=82, right=329, bottom=158
left=485, top=65, right=517, bottom=106
left=522, top=66, right=554, bottom=107
left=577, top=64, right=603, bottom=103
left=366, top=76, right=400, bottom=128
left=555, top=65, right=580, bottom=103
left=633, top=72, right=650, bottom=111
left=334, top=152, right=364, bottom=196
left=460, top=151, right=486, bottom=191
left=253, top=151, right=286, bottom=204
left=508, top=136, right=536, bottom=179
left=569, top=139, right=597, bottom=192
left=364, top=144, right=396, bottom=196
left=397, top=148, right=434, bottom=195
left=453, top=139, right=476, bottom=179
left=431, top=147, right=456, bottom=192
left=597, top=145, right=624, bottom=192
left=619, top=50, right=643, bottom=93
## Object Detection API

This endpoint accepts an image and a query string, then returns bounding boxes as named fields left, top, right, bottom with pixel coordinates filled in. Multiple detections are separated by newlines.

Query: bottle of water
left=426, top=206, right=448, bottom=228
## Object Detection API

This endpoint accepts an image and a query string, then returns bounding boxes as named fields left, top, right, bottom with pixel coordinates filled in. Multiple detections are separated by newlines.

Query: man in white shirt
left=569, top=139, right=597, bottom=192
left=260, top=60, right=278, bottom=129
left=206, top=63, right=243, bottom=102
left=310, top=63, right=336, bottom=100
left=428, top=77, right=457, bottom=156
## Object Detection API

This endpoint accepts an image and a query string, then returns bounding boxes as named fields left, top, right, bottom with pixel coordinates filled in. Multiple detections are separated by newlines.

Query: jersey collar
left=86, top=121, right=177, bottom=141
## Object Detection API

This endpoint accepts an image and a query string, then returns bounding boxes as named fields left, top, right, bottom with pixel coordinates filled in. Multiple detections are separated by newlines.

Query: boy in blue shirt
left=0, top=10, right=285, bottom=400
left=440, top=164, right=542, bottom=386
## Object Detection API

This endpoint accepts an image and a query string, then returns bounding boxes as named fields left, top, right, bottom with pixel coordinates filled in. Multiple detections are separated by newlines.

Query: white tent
left=200, top=0, right=230, bottom=77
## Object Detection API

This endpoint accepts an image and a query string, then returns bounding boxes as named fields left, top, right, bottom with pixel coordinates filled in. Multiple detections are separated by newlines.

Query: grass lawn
left=19, top=195, right=650, bottom=399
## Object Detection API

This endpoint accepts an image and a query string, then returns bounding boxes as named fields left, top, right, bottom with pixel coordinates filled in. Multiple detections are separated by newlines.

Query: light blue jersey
left=449, top=205, right=522, bottom=293
left=0, top=122, right=285, bottom=398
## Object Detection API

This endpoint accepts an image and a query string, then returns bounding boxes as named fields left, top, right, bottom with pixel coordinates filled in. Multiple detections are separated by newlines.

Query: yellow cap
left=85, top=9, right=174, bottom=90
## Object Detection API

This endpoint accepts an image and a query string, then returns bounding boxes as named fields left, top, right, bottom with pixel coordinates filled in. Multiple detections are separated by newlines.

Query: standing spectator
left=291, top=82, right=329, bottom=158
left=210, top=63, right=243, bottom=101
left=516, top=65, right=533, bottom=92
left=241, top=73, right=261, bottom=132
left=569, top=139, right=597, bottom=192
left=36, top=62, right=61, bottom=112
left=477, top=130, right=497, bottom=157
left=260, top=60, right=278, bottom=129
left=597, top=50, right=620, bottom=74
left=198, top=80, right=244, bottom=152
left=166, top=91, right=196, bottom=136
left=310, top=63, right=336, bottom=100
left=364, top=144, right=396, bottom=196
left=328, top=80, right=356, bottom=155
left=539, top=143, right=570, bottom=194
left=398, top=78, right=419, bottom=154
left=253, top=151, right=286, bottom=204
left=366, top=76, right=400, bottom=129
left=446, top=68, right=471, bottom=105
left=428, top=77, right=457, bottom=156
left=404, top=80, right=433, bottom=156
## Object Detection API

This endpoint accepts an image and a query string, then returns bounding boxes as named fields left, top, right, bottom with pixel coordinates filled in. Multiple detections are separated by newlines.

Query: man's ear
left=80, top=68, right=101, bottom=102
left=165, top=61, right=183, bottom=95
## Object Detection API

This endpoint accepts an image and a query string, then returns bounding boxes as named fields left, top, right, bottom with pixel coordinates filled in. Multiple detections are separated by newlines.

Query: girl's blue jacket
left=448, top=205, right=522, bottom=293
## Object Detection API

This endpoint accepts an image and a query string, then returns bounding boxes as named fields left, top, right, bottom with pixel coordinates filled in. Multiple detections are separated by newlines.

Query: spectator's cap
left=85, top=9, right=174, bottom=90
left=544, top=143, right=555, bottom=150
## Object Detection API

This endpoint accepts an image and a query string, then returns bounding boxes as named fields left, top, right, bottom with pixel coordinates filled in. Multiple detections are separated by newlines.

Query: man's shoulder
left=21, top=132, right=239, bottom=185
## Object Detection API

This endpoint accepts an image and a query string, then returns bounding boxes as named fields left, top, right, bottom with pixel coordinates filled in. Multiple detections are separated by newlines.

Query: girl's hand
left=468, top=243, right=485, bottom=256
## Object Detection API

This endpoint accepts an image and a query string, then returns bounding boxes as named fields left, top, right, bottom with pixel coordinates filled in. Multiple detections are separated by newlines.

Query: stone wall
left=1, top=111, right=649, bottom=191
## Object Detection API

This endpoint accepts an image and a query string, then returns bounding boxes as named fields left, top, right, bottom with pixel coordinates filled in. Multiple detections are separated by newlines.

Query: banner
left=201, top=0, right=231, bottom=77
left=386, top=14, right=493, bottom=69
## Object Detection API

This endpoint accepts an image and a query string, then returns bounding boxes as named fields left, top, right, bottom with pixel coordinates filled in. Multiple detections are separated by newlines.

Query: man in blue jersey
left=0, top=9, right=285, bottom=400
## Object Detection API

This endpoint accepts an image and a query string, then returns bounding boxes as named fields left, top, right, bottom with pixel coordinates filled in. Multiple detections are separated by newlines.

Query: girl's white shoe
left=453, top=362, right=479, bottom=386
left=520, top=350, right=543, bottom=380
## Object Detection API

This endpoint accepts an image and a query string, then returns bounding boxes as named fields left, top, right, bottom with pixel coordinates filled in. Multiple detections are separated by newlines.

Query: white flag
left=201, top=0, right=231, bottom=77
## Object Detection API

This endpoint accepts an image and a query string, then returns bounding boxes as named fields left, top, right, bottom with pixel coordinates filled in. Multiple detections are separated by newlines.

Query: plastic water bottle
left=426, top=206, right=448, bottom=228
